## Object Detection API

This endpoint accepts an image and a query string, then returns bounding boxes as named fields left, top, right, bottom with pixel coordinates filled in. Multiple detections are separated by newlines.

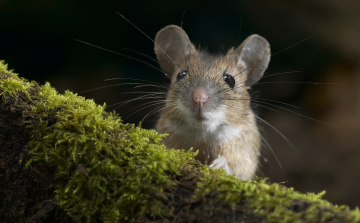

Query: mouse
left=153, top=25, right=270, bottom=180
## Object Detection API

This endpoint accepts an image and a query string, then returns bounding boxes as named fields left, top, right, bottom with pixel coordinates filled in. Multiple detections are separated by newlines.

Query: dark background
left=1, top=0, right=360, bottom=208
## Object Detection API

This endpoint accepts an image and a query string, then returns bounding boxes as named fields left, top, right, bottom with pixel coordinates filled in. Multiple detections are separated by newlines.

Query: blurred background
left=1, top=0, right=359, bottom=208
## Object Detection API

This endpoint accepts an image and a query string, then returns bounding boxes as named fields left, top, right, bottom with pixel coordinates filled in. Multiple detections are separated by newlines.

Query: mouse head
left=154, top=25, right=270, bottom=87
left=154, top=25, right=270, bottom=128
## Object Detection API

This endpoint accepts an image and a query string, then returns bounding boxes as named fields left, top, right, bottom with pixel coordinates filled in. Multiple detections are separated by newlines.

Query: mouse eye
left=177, top=70, right=188, bottom=82
left=223, top=73, right=235, bottom=89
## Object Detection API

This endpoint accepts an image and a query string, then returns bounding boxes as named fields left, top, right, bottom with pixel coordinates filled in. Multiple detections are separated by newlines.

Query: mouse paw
left=209, top=156, right=232, bottom=174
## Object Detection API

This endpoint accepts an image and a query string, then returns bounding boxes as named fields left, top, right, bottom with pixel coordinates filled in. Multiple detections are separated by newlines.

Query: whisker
left=103, top=77, right=163, bottom=86
left=74, top=39, right=167, bottom=76
left=252, top=98, right=301, bottom=109
left=123, top=48, right=158, bottom=64
left=229, top=109, right=284, bottom=172
left=107, top=94, right=164, bottom=109
left=122, top=100, right=167, bottom=117
left=255, top=82, right=344, bottom=85
left=263, top=71, right=302, bottom=78
left=160, top=106, right=181, bottom=121
left=256, top=116, right=297, bottom=151
left=250, top=102, right=279, bottom=112
left=79, top=83, right=153, bottom=94
left=229, top=104, right=297, bottom=151
left=115, top=91, right=182, bottom=99
left=117, top=13, right=180, bottom=72
left=271, top=37, right=311, bottom=57
left=123, top=101, right=177, bottom=121
left=116, top=91, right=168, bottom=95
left=142, top=106, right=165, bottom=122
left=133, top=84, right=169, bottom=89
left=253, top=100, right=340, bottom=128
left=123, top=48, right=173, bottom=75
left=142, top=104, right=179, bottom=122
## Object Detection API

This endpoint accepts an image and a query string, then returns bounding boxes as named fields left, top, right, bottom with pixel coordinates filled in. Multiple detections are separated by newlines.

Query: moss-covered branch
left=1, top=60, right=359, bottom=223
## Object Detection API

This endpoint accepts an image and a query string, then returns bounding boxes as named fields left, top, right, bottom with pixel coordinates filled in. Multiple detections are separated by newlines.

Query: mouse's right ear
left=154, top=25, right=195, bottom=75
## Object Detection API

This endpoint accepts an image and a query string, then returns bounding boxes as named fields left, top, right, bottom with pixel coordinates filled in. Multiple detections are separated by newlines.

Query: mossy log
left=0, top=60, right=359, bottom=223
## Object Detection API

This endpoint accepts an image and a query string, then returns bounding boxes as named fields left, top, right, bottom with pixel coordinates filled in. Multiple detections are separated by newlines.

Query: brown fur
left=154, top=25, right=269, bottom=179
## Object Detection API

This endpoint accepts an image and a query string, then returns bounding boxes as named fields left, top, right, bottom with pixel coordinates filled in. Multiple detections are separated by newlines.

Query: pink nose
left=193, top=88, right=208, bottom=104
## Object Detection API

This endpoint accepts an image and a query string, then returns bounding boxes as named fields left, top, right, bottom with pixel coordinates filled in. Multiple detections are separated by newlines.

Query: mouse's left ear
left=235, top=34, right=270, bottom=86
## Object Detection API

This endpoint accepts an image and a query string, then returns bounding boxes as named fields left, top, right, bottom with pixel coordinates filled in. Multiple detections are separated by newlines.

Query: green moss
left=194, top=171, right=360, bottom=222
left=0, top=60, right=16, bottom=76
left=1, top=60, right=196, bottom=221
left=26, top=81, right=197, bottom=221
left=0, top=78, right=30, bottom=97
left=0, top=61, right=32, bottom=99
left=1, top=60, right=360, bottom=223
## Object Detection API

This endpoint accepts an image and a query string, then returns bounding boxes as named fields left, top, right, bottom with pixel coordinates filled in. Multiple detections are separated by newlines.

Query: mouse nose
left=193, top=88, right=208, bottom=104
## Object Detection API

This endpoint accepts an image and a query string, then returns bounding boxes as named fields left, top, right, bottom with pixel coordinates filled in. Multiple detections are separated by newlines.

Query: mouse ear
left=154, top=25, right=195, bottom=75
left=235, top=34, right=270, bottom=86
